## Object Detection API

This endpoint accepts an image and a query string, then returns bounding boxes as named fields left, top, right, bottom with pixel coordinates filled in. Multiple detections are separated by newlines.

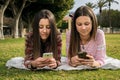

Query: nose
left=43, top=27, right=47, bottom=32
left=81, top=25, right=86, bottom=29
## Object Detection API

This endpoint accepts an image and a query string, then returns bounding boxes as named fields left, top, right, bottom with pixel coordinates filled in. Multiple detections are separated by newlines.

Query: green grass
left=105, top=34, right=120, bottom=59
left=0, top=33, right=120, bottom=80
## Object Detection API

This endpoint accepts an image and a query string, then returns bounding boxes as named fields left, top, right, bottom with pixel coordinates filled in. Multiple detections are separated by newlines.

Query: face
left=39, top=18, right=51, bottom=42
left=76, top=16, right=92, bottom=38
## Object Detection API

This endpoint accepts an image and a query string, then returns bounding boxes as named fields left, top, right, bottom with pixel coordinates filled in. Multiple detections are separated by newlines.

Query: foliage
left=2, top=0, right=74, bottom=35
left=58, top=21, right=68, bottom=29
left=85, top=2, right=96, bottom=9
left=22, top=0, right=74, bottom=28
left=97, top=9, right=120, bottom=28
left=96, top=0, right=107, bottom=13
left=0, top=33, right=120, bottom=80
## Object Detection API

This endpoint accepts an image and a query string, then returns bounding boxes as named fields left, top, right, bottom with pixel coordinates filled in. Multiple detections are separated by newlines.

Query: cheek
left=88, top=25, right=92, bottom=31
left=39, top=29, right=42, bottom=35
left=48, top=30, right=51, bottom=35
left=76, top=25, right=81, bottom=31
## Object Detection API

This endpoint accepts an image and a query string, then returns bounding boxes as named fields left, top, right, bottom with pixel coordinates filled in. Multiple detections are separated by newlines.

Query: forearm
left=24, top=51, right=35, bottom=69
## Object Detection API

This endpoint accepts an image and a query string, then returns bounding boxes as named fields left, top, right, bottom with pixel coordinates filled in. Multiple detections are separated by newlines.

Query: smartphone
left=77, top=51, right=89, bottom=59
left=43, top=52, right=53, bottom=58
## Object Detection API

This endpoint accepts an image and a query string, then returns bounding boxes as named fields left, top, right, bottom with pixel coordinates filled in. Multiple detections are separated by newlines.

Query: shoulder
left=97, top=29, right=104, bottom=35
left=95, top=29, right=106, bottom=44
left=25, top=32, right=33, bottom=37
left=95, top=29, right=105, bottom=39
left=25, top=32, right=33, bottom=40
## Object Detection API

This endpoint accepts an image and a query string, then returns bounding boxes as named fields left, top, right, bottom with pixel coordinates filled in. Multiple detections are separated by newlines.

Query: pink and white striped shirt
left=66, top=29, right=106, bottom=66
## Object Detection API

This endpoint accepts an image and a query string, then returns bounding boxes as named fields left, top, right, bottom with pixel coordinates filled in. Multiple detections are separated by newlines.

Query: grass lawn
left=0, top=33, right=120, bottom=80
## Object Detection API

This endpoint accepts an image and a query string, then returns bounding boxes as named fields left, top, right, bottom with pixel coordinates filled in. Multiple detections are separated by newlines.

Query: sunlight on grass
left=0, top=33, right=120, bottom=80
left=105, top=34, right=120, bottom=59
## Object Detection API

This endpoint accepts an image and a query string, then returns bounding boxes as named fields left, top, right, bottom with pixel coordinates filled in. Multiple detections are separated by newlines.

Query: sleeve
left=24, top=33, right=34, bottom=67
left=57, top=34, right=62, bottom=61
left=95, top=30, right=106, bottom=66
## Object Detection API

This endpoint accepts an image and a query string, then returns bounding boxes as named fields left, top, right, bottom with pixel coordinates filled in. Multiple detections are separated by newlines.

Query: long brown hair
left=68, top=6, right=98, bottom=58
left=32, top=9, right=58, bottom=60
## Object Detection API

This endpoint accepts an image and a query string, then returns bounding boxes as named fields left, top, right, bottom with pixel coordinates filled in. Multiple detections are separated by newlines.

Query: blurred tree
left=96, top=0, right=107, bottom=26
left=22, top=0, right=74, bottom=32
left=85, top=2, right=96, bottom=9
left=9, top=0, right=27, bottom=38
left=106, top=0, right=119, bottom=33
left=0, top=0, right=11, bottom=39
left=99, top=9, right=120, bottom=29
left=2, top=0, right=74, bottom=38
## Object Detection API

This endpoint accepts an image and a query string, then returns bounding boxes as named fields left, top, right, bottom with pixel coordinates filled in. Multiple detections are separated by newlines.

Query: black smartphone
left=77, top=51, right=89, bottom=59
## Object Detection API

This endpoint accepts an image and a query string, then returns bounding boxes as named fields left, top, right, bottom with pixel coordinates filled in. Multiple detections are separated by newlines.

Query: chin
left=41, top=35, right=49, bottom=40
left=42, top=37, right=48, bottom=40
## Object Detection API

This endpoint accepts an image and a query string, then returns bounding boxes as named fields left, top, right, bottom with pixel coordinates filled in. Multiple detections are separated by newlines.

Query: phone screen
left=78, top=51, right=88, bottom=59
left=43, top=52, right=53, bottom=58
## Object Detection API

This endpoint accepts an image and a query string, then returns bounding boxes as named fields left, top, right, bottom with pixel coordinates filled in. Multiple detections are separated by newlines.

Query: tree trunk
left=28, top=18, right=32, bottom=32
left=0, top=0, right=11, bottom=39
left=13, top=0, right=26, bottom=38
left=19, top=18, right=24, bottom=38
left=108, top=1, right=112, bottom=33
left=0, top=10, right=4, bottom=39
left=13, top=18, right=19, bottom=38
left=99, top=8, right=102, bottom=26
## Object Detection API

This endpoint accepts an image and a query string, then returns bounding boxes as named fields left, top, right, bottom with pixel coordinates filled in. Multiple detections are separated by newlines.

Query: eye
left=84, top=22, right=90, bottom=26
left=39, top=25, right=43, bottom=29
left=76, top=23, right=82, bottom=26
left=46, top=25, right=50, bottom=29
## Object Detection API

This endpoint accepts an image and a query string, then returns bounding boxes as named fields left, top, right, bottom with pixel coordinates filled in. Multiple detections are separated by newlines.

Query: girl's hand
left=81, top=55, right=101, bottom=67
left=31, top=57, right=49, bottom=68
left=47, top=58, right=58, bottom=69
left=69, top=55, right=84, bottom=67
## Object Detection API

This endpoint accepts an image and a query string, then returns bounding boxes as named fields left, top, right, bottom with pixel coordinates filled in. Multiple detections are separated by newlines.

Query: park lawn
left=0, top=33, right=120, bottom=80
